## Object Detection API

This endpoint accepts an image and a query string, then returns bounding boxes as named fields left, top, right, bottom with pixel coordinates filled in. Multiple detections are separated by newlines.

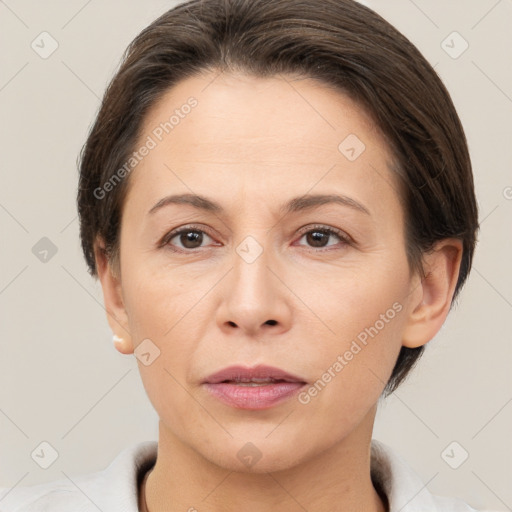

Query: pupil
left=308, top=231, right=327, bottom=247
left=181, top=231, right=202, bottom=248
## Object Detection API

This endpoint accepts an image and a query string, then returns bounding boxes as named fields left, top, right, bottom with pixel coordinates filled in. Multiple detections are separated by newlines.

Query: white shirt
left=0, top=439, right=480, bottom=511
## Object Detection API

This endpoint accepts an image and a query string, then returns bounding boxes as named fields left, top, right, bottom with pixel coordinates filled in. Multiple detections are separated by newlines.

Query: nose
left=215, top=238, right=292, bottom=338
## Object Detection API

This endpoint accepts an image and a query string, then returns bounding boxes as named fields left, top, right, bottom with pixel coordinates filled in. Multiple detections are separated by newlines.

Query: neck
left=145, top=406, right=387, bottom=512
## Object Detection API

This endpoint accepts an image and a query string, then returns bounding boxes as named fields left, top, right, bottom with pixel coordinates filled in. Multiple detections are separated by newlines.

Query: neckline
left=138, top=467, right=389, bottom=512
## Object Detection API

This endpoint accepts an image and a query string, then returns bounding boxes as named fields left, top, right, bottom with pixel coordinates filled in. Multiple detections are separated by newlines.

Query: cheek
left=122, top=251, right=203, bottom=337
left=297, top=250, right=410, bottom=345
left=294, top=297, right=405, bottom=438
left=122, top=268, right=204, bottom=431
left=293, top=252, right=410, bottom=411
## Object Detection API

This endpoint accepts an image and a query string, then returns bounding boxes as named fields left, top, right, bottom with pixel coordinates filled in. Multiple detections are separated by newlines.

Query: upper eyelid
left=162, top=224, right=214, bottom=245
left=167, top=224, right=344, bottom=238
left=297, top=224, right=349, bottom=238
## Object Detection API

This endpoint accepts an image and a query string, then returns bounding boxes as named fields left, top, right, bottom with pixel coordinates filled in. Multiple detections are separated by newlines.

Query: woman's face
left=111, top=72, right=422, bottom=471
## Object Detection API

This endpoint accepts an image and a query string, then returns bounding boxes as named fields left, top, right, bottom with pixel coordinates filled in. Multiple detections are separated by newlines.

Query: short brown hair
left=77, top=0, right=479, bottom=395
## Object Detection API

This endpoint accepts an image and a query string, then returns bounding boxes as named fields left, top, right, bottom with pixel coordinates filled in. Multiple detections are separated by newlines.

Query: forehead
left=124, top=71, right=400, bottom=216
left=141, top=71, right=382, bottom=156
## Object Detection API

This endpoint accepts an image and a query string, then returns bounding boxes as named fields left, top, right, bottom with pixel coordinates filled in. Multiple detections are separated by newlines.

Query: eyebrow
left=148, top=193, right=371, bottom=216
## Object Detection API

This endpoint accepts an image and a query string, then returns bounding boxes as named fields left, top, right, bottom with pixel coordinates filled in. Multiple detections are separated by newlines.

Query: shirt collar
left=371, top=438, right=438, bottom=511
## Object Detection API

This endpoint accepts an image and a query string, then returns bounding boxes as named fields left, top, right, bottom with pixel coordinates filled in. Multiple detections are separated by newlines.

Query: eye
left=295, top=225, right=351, bottom=250
left=160, top=224, right=352, bottom=253
left=161, top=225, right=216, bottom=251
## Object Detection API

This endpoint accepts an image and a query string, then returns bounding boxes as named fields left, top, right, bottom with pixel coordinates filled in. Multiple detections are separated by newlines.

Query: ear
left=94, top=237, right=134, bottom=355
left=402, top=239, right=463, bottom=348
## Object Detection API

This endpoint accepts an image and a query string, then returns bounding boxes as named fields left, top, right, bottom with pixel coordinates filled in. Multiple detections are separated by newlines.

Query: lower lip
left=203, top=382, right=306, bottom=410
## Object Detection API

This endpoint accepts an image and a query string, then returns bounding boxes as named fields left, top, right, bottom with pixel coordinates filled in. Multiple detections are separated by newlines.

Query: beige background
left=0, top=1, right=511, bottom=510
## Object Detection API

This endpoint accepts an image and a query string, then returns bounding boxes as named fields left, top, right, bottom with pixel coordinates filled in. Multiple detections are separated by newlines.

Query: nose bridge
left=232, top=232, right=274, bottom=305
left=229, top=193, right=276, bottom=292
left=215, top=228, right=291, bottom=335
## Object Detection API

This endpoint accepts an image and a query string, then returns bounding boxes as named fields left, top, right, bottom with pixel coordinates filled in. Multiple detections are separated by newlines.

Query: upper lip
left=203, top=364, right=307, bottom=384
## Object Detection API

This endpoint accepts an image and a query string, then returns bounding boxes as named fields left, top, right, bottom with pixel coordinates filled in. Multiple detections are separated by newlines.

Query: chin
left=200, top=435, right=312, bottom=474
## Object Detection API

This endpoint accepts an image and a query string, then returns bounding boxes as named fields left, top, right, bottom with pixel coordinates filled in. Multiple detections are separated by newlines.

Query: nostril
left=265, top=319, right=277, bottom=326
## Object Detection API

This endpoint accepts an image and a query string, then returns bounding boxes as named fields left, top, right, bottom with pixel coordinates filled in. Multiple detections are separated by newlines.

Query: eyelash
left=160, top=224, right=353, bottom=253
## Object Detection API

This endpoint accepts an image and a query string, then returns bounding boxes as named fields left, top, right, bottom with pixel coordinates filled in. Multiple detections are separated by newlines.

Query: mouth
left=203, top=364, right=306, bottom=384
left=202, top=365, right=307, bottom=410
left=219, top=378, right=292, bottom=386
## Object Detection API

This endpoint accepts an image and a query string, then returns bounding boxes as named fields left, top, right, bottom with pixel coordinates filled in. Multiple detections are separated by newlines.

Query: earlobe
left=94, top=237, right=134, bottom=354
left=112, top=333, right=133, bottom=355
left=402, top=239, right=463, bottom=349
